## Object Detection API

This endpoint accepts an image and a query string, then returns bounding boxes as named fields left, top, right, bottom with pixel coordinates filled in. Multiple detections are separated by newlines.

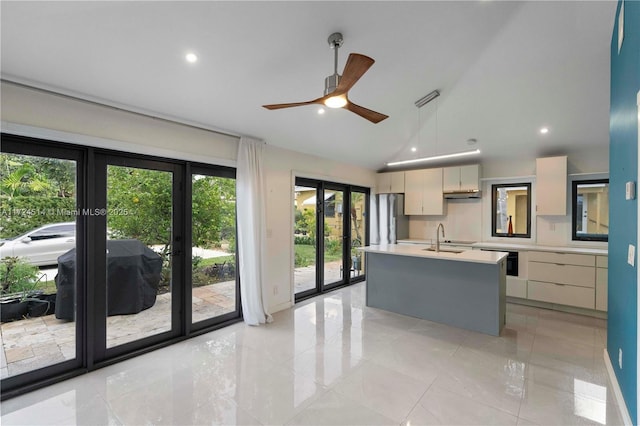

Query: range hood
left=443, top=189, right=482, bottom=199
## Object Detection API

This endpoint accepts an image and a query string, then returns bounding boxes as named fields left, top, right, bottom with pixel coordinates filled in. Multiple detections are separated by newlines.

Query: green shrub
left=324, top=238, right=342, bottom=256
left=294, top=235, right=315, bottom=245
left=0, top=256, right=40, bottom=298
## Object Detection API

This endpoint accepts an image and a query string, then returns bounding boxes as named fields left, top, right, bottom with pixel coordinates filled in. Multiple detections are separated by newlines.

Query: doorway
left=293, top=178, right=368, bottom=301
left=1, top=134, right=241, bottom=397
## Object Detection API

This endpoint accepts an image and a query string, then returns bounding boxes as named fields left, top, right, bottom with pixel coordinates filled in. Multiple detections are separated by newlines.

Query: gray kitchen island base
left=365, top=252, right=506, bottom=336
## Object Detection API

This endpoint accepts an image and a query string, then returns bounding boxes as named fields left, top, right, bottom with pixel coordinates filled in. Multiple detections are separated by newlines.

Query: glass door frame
left=0, top=135, right=87, bottom=398
left=186, top=163, right=241, bottom=333
left=92, top=153, right=185, bottom=362
left=1, top=135, right=243, bottom=399
left=294, top=177, right=369, bottom=303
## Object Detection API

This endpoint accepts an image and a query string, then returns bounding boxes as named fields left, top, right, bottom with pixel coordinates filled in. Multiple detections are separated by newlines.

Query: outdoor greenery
left=1, top=155, right=77, bottom=238
left=1, top=154, right=238, bottom=297
left=0, top=256, right=40, bottom=299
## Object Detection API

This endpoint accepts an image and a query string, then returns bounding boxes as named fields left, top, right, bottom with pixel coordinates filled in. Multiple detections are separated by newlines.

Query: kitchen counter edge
left=360, top=244, right=508, bottom=265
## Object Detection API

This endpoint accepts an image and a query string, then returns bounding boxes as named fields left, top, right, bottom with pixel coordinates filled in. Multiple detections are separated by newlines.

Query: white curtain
left=236, top=136, right=272, bottom=325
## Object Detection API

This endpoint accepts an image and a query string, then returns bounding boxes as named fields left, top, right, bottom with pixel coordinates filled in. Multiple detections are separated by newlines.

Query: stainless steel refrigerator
left=369, top=193, right=409, bottom=244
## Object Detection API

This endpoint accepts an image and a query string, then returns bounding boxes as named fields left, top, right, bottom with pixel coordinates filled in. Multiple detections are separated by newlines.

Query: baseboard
left=603, top=348, right=634, bottom=426
left=507, top=297, right=608, bottom=319
left=269, top=300, right=293, bottom=314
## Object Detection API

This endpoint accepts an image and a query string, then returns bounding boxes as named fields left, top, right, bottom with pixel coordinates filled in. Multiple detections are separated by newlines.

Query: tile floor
left=1, top=280, right=236, bottom=379
left=0, top=282, right=626, bottom=425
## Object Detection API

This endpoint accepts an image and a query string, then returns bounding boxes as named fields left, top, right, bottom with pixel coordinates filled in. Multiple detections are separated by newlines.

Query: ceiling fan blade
left=336, top=53, right=375, bottom=93
left=262, top=98, right=323, bottom=110
left=344, top=101, right=388, bottom=124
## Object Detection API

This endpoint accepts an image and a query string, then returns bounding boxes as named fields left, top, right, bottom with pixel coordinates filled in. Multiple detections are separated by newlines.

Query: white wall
left=408, top=149, right=609, bottom=247
left=264, top=146, right=375, bottom=312
left=1, top=82, right=376, bottom=314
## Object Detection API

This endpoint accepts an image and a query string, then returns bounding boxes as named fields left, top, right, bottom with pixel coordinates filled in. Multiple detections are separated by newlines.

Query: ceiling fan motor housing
left=324, top=74, right=341, bottom=96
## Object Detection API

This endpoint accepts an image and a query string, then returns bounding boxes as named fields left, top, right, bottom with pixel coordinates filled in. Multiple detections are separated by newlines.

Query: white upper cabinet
left=404, top=168, right=443, bottom=215
left=376, top=171, right=405, bottom=194
left=443, top=165, right=480, bottom=192
left=536, top=156, right=567, bottom=215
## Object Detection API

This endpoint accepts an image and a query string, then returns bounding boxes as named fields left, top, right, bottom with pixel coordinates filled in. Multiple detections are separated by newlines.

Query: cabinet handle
left=554, top=263, right=565, bottom=266
left=553, top=283, right=566, bottom=286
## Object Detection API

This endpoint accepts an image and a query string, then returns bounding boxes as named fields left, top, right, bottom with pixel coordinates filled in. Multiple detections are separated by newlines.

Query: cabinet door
left=375, top=173, right=391, bottom=194
left=389, top=171, right=405, bottom=193
left=459, top=165, right=480, bottom=191
left=596, top=268, right=608, bottom=311
left=536, top=156, right=567, bottom=215
left=528, top=280, right=595, bottom=309
left=404, top=170, right=424, bottom=215
left=442, top=167, right=460, bottom=192
left=422, top=168, right=443, bottom=215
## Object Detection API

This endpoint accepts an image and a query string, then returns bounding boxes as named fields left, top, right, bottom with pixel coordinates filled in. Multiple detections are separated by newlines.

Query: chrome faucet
left=436, top=223, right=445, bottom=252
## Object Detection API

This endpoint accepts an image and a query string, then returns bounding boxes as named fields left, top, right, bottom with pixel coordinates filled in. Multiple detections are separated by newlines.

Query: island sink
left=423, top=247, right=465, bottom=254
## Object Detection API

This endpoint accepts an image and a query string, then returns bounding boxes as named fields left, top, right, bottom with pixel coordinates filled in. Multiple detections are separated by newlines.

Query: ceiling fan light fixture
left=324, top=95, right=348, bottom=108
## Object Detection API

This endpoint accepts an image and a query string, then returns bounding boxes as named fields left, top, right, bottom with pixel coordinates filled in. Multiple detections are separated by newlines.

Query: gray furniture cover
left=55, top=239, right=162, bottom=320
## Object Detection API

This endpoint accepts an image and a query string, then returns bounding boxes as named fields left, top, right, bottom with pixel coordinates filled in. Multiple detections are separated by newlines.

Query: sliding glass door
left=294, top=178, right=368, bottom=301
left=94, top=155, right=183, bottom=359
left=189, top=165, right=239, bottom=329
left=1, top=134, right=241, bottom=397
left=0, top=136, right=84, bottom=394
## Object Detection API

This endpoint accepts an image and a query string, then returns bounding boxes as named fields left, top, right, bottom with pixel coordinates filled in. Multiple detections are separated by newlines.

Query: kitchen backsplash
left=408, top=199, right=482, bottom=242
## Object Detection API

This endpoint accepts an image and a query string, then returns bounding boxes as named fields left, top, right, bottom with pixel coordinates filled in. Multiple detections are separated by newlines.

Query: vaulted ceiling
left=1, top=1, right=616, bottom=170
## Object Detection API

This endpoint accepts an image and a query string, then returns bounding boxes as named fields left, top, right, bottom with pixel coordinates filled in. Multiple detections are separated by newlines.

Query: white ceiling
left=1, top=1, right=616, bottom=170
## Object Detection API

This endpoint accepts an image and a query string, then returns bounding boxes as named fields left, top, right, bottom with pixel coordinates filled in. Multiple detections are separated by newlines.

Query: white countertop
left=472, top=242, right=608, bottom=255
left=396, top=239, right=607, bottom=256
left=360, top=244, right=508, bottom=265
left=398, top=239, right=475, bottom=246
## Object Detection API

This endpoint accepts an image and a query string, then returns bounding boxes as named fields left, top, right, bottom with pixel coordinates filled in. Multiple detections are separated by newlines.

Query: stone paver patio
left=0, top=280, right=236, bottom=379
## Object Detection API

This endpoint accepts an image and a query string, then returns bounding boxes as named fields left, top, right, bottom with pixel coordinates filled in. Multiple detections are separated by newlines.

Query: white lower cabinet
left=528, top=280, right=595, bottom=309
left=596, top=255, right=608, bottom=311
left=528, top=262, right=595, bottom=287
left=506, top=276, right=527, bottom=298
left=526, top=251, right=599, bottom=310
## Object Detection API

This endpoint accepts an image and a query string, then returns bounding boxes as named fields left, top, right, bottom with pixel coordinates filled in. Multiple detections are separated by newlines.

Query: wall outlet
left=628, top=244, right=636, bottom=267
left=619, top=348, right=623, bottom=369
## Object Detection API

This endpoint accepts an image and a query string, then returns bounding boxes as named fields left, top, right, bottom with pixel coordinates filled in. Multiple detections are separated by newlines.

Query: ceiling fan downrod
left=324, top=32, right=343, bottom=96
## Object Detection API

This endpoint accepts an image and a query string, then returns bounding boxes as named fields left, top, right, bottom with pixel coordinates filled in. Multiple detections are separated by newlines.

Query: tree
left=192, top=175, right=236, bottom=249
left=107, top=167, right=236, bottom=250
left=107, top=166, right=173, bottom=247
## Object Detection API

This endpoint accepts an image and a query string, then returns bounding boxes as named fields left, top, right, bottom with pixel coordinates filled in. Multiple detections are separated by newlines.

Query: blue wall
left=608, top=0, right=640, bottom=423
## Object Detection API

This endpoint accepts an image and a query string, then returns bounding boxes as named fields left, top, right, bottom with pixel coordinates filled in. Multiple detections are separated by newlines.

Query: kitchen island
left=361, top=244, right=508, bottom=336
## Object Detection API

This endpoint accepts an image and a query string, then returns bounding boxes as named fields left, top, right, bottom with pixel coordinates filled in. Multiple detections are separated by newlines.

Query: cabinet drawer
left=596, top=281, right=607, bottom=311
left=596, top=256, right=608, bottom=268
left=527, top=251, right=595, bottom=267
left=528, top=261, right=595, bottom=288
left=506, top=277, right=527, bottom=298
left=528, top=280, right=595, bottom=309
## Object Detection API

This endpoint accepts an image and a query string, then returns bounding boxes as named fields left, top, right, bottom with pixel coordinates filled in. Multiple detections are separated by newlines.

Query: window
left=572, top=179, right=609, bottom=241
left=492, top=183, right=531, bottom=238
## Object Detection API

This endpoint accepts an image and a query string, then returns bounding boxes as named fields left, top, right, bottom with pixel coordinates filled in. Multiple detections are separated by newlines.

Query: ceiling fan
left=262, top=32, right=388, bottom=124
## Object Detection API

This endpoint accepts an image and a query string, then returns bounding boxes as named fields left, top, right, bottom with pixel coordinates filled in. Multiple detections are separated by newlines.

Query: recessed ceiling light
left=317, top=108, right=325, bottom=115
left=185, top=52, right=198, bottom=63
left=411, top=147, right=417, bottom=152
left=540, top=127, right=549, bottom=134
left=467, top=138, right=477, bottom=145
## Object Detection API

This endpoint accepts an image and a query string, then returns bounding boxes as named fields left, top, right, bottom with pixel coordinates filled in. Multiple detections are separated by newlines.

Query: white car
left=0, top=222, right=76, bottom=266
